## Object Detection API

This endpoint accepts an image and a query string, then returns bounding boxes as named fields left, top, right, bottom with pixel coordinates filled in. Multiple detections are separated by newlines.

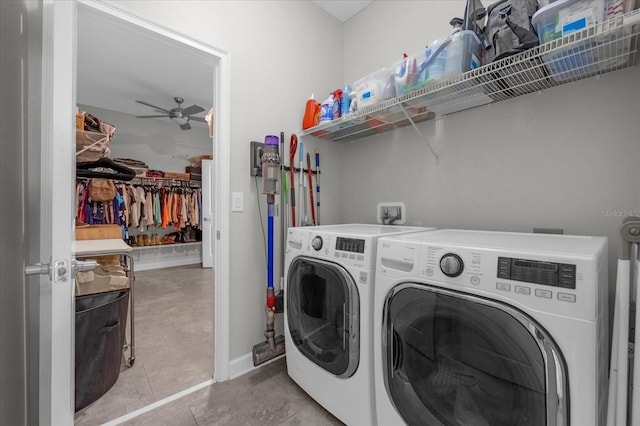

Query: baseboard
left=228, top=351, right=285, bottom=380
left=134, top=257, right=201, bottom=271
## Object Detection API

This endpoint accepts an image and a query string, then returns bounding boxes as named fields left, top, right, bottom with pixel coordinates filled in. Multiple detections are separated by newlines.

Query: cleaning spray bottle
left=319, top=92, right=335, bottom=124
left=302, top=94, right=321, bottom=130
left=341, top=84, right=352, bottom=116
left=331, top=88, right=343, bottom=119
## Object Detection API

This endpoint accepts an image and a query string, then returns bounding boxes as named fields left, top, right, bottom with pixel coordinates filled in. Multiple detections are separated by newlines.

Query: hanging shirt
left=154, top=192, right=162, bottom=227
left=136, top=186, right=147, bottom=231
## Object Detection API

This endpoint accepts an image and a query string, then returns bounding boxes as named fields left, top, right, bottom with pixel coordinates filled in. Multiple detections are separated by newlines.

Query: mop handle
left=315, top=148, right=320, bottom=226
left=289, top=134, right=297, bottom=227
left=307, top=153, right=315, bottom=225
left=267, top=206, right=274, bottom=290
left=299, top=142, right=304, bottom=224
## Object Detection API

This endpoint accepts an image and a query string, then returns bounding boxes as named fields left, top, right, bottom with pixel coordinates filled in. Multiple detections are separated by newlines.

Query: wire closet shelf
left=302, top=9, right=640, bottom=145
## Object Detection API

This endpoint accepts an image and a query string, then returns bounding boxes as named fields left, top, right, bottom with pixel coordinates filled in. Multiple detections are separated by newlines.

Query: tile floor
left=75, top=264, right=215, bottom=425
left=121, top=358, right=343, bottom=426
left=74, top=264, right=343, bottom=426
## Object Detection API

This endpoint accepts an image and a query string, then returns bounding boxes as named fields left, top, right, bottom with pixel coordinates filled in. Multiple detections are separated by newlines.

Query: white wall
left=101, top=0, right=640, bottom=367
left=341, top=2, right=640, bottom=301
left=109, top=0, right=346, bottom=360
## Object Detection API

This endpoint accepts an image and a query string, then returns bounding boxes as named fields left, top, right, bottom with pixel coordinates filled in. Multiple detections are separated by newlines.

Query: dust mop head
left=252, top=334, right=285, bottom=366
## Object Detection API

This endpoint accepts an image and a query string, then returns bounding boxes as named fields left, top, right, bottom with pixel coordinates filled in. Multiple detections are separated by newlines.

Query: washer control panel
left=311, top=236, right=323, bottom=251
left=335, top=237, right=365, bottom=253
left=497, top=257, right=576, bottom=289
left=376, top=230, right=605, bottom=321
left=440, top=253, right=464, bottom=277
left=294, top=232, right=371, bottom=269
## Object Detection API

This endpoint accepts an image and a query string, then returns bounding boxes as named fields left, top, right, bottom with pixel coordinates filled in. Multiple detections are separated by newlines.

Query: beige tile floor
left=74, top=264, right=343, bottom=426
left=121, top=357, right=343, bottom=426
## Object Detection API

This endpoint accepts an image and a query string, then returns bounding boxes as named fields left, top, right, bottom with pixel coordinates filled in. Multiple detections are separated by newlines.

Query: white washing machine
left=374, top=229, right=609, bottom=426
left=284, top=224, right=433, bottom=426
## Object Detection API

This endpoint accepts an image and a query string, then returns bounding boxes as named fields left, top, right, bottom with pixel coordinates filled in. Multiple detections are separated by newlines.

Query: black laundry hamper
left=75, top=289, right=129, bottom=412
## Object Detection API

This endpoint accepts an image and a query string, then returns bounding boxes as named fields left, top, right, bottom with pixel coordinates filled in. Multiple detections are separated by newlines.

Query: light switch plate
left=231, top=192, right=244, bottom=212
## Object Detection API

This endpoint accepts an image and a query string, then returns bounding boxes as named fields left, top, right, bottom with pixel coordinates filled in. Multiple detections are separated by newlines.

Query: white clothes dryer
left=285, top=224, right=433, bottom=426
left=374, top=229, right=609, bottom=426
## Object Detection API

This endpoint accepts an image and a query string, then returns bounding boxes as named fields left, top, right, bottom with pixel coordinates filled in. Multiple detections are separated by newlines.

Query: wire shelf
left=128, top=177, right=202, bottom=188
left=302, top=9, right=640, bottom=147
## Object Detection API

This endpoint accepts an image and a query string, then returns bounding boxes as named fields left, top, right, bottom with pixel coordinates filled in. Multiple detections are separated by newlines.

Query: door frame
left=76, top=0, right=231, bottom=382
left=42, top=2, right=231, bottom=421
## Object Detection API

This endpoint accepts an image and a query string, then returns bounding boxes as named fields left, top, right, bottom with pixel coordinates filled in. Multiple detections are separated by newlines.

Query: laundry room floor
left=74, top=264, right=342, bottom=426
left=119, top=357, right=343, bottom=426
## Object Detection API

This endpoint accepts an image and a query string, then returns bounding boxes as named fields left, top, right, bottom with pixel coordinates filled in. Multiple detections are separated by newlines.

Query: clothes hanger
left=76, top=158, right=137, bottom=181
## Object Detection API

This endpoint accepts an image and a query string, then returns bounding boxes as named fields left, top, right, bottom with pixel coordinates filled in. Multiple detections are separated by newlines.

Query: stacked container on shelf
left=531, top=0, right=632, bottom=82
left=302, top=4, right=485, bottom=124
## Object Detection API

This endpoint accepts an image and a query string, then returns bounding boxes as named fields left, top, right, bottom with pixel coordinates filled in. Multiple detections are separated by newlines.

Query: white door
left=202, top=159, right=214, bottom=268
left=20, top=1, right=76, bottom=424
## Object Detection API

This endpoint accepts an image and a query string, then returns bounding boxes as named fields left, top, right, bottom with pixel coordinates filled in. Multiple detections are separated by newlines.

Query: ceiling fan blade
left=181, top=104, right=205, bottom=116
left=136, top=115, right=169, bottom=118
left=179, top=122, right=192, bottom=130
left=189, top=116, right=207, bottom=122
left=135, top=100, right=170, bottom=113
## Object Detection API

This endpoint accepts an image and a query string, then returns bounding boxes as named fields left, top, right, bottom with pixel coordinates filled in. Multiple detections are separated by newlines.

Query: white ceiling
left=77, top=4, right=215, bottom=128
left=312, top=1, right=372, bottom=22
left=76, top=2, right=371, bottom=127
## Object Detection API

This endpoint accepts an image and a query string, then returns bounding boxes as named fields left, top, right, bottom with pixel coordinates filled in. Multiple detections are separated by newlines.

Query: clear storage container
left=532, top=0, right=626, bottom=82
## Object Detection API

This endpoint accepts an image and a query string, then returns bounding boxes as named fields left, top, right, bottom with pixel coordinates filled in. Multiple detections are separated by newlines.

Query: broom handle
left=315, top=148, right=320, bottom=225
left=307, top=153, right=315, bottom=225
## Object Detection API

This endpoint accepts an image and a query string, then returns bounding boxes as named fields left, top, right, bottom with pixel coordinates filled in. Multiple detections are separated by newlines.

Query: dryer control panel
left=497, top=257, right=576, bottom=289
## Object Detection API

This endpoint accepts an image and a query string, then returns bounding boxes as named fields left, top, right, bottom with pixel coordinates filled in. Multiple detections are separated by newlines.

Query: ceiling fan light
left=170, top=115, right=189, bottom=126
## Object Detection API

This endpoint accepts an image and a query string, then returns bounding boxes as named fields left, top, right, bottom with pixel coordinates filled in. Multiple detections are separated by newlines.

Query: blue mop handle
left=267, top=204, right=274, bottom=289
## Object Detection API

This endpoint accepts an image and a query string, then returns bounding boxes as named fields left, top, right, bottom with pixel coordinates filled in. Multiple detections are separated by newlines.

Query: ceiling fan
left=135, top=97, right=206, bottom=130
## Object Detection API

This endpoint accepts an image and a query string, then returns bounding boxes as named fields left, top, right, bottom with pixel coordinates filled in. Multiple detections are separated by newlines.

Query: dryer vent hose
left=619, top=216, right=640, bottom=260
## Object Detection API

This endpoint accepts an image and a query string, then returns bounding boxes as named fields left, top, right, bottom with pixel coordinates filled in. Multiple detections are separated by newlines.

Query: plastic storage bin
left=532, top=0, right=606, bottom=81
left=352, top=67, right=395, bottom=110
left=442, top=29, right=483, bottom=77
left=393, top=54, right=421, bottom=96
left=532, top=0, right=605, bottom=43
left=424, top=30, right=491, bottom=115
left=75, top=289, right=129, bottom=411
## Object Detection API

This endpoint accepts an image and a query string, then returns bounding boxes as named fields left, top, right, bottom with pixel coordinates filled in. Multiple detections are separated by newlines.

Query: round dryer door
left=382, top=284, right=567, bottom=426
left=287, top=257, right=360, bottom=377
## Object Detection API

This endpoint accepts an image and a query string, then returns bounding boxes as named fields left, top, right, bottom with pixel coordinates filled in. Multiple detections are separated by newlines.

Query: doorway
left=73, top=1, right=229, bottom=423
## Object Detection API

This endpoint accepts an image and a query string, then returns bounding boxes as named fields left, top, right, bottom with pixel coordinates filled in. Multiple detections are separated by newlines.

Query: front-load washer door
left=382, top=284, right=568, bottom=426
left=287, top=257, right=360, bottom=378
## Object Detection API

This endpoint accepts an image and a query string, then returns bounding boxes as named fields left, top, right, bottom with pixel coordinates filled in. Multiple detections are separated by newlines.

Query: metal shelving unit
left=128, top=176, right=202, bottom=188
left=131, top=241, right=201, bottom=251
left=301, top=9, right=640, bottom=159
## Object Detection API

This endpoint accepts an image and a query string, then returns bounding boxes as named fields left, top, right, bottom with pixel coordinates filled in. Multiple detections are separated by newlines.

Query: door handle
left=25, top=258, right=69, bottom=282
left=25, top=258, right=96, bottom=282
left=72, top=259, right=97, bottom=275
left=25, top=261, right=52, bottom=278
left=203, top=217, right=212, bottom=222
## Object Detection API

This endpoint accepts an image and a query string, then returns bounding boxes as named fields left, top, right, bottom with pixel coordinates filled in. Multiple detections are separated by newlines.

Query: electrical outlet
left=377, top=202, right=406, bottom=225
left=250, top=141, right=265, bottom=176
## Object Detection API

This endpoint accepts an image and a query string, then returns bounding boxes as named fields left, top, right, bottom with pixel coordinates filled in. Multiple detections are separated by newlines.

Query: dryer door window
left=287, top=257, right=360, bottom=378
left=382, top=284, right=567, bottom=426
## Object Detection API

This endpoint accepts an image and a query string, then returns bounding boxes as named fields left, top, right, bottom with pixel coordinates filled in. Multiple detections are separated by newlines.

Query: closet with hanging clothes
left=75, top=104, right=213, bottom=271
